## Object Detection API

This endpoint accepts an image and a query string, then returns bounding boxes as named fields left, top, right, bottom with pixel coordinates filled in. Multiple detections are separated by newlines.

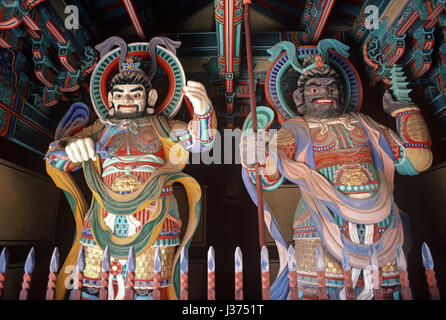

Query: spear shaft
left=243, top=0, right=266, bottom=249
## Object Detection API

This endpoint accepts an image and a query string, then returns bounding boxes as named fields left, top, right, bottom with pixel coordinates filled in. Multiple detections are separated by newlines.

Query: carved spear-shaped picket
left=207, top=246, right=215, bottom=300
left=316, top=245, right=329, bottom=300
left=342, top=246, right=355, bottom=300
left=99, top=246, right=110, bottom=300
left=369, top=246, right=383, bottom=300
left=180, top=247, right=188, bottom=300
left=152, top=247, right=162, bottom=300
left=287, top=245, right=298, bottom=300
left=125, top=246, right=135, bottom=300
left=71, top=246, right=85, bottom=300
left=0, top=247, right=9, bottom=300
left=260, top=246, right=270, bottom=300
left=422, top=242, right=440, bottom=300
left=19, top=247, right=35, bottom=300
left=396, top=245, right=412, bottom=300
left=234, top=247, right=243, bottom=300
left=45, top=247, right=59, bottom=300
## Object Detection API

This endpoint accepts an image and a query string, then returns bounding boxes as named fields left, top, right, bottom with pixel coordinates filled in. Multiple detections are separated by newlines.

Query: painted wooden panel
left=0, top=159, right=59, bottom=242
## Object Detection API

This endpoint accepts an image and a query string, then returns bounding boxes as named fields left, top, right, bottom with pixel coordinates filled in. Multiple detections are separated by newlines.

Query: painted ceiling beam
left=214, top=0, right=243, bottom=129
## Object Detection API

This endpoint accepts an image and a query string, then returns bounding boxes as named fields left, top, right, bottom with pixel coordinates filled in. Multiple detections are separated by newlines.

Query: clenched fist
left=65, top=137, right=97, bottom=163
left=182, top=81, right=211, bottom=115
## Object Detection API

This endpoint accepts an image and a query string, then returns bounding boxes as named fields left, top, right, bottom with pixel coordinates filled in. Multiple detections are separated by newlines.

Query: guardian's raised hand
left=383, top=90, right=414, bottom=116
left=65, top=137, right=97, bottom=163
left=182, top=81, right=211, bottom=115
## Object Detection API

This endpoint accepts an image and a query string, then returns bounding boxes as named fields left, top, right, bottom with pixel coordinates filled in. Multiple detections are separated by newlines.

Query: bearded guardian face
left=299, top=76, right=343, bottom=118
left=108, top=83, right=158, bottom=119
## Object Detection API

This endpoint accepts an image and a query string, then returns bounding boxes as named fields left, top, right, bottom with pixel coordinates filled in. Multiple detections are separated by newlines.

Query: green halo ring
left=90, top=42, right=186, bottom=120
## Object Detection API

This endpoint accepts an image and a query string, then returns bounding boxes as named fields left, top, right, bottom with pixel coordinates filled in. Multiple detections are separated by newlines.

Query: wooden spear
left=180, top=247, right=189, bottom=300
left=422, top=242, right=440, bottom=300
left=0, top=247, right=9, bottom=300
left=234, top=247, right=243, bottom=300
left=19, top=247, right=35, bottom=300
left=152, top=247, right=162, bottom=300
left=99, top=246, right=110, bottom=300
left=125, top=246, right=136, bottom=300
left=45, top=247, right=59, bottom=300
left=243, top=0, right=266, bottom=249
left=71, top=246, right=85, bottom=300
left=287, top=245, right=298, bottom=300
left=396, top=245, right=412, bottom=300
left=341, top=246, right=355, bottom=300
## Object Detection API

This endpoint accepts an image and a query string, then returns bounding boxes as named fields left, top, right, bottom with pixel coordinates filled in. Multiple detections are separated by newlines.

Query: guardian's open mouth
left=315, top=98, right=335, bottom=104
left=118, top=104, right=138, bottom=112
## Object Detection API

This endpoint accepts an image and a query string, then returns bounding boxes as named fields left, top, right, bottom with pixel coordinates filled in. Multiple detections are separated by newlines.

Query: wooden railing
left=0, top=243, right=441, bottom=300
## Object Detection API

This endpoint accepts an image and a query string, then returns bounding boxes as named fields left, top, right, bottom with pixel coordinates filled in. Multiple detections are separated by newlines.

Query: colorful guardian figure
left=241, top=39, right=432, bottom=300
left=46, top=36, right=217, bottom=300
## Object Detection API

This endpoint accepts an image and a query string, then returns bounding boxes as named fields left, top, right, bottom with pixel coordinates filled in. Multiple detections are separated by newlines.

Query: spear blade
left=76, top=246, right=85, bottom=273
left=287, top=245, right=296, bottom=272
left=235, top=247, right=243, bottom=273
left=101, top=246, right=110, bottom=272
left=396, top=245, right=407, bottom=271
left=180, top=247, right=188, bottom=274
left=422, top=242, right=434, bottom=270
left=341, top=246, right=350, bottom=271
left=261, top=246, right=269, bottom=273
left=368, top=246, right=379, bottom=269
left=24, top=247, right=35, bottom=274
left=207, top=246, right=215, bottom=273
left=49, top=247, right=59, bottom=273
left=127, top=246, right=136, bottom=273
left=316, top=245, right=325, bottom=272
left=154, top=247, right=162, bottom=274
left=0, top=247, right=9, bottom=273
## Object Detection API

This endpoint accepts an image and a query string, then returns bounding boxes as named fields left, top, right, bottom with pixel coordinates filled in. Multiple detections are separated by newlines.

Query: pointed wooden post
left=99, top=246, right=110, bottom=300
left=207, top=246, right=216, bottom=300
left=234, top=247, right=243, bottom=300
left=260, top=246, right=270, bottom=300
left=71, top=246, right=85, bottom=300
left=316, top=245, right=329, bottom=300
left=422, top=242, right=440, bottom=300
left=369, top=247, right=383, bottom=300
left=0, top=247, right=9, bottom=300
left=19, top=247, right=35, bottom=300
left=342, top=246, right=355, bottom=300
left=152, top=247, right=162, bottom=300
left=396, top=245, right=412, bottom=300
left=125, top=246, right=135, bottom=300
left=287, top=245, right=298, bottom=300
left=180, top=247, right=188, bottom=300
left=45, top=247, right=59, bottom=300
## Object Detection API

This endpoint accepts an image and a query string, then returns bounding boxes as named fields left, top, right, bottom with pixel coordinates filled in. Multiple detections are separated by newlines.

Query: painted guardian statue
left=241, top=39, right=432, bottom=300
left=45, top=37, right=216, bottom=300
